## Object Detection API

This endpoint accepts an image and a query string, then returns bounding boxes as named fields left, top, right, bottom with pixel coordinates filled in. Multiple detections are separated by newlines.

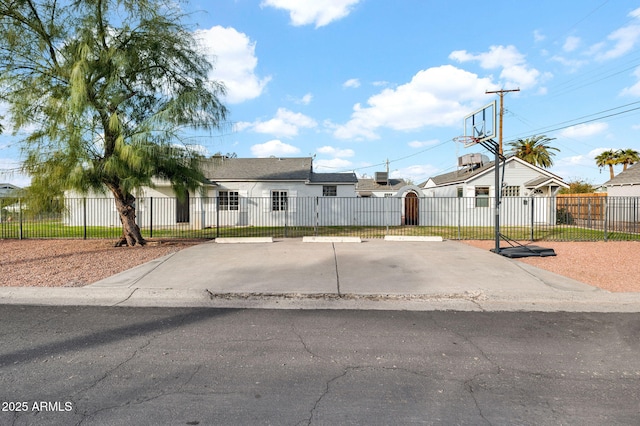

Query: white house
left=602, top=162, right=640, bottom=196
left=601, top=163, right=640, bottom=231
left=65, top=156, right=360, bottom=228
left=419, top=155, right=568, bottom=226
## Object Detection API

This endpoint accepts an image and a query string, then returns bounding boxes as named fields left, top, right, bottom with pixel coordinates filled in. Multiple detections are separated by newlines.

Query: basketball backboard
left=463, top=101, right=496, bottom=147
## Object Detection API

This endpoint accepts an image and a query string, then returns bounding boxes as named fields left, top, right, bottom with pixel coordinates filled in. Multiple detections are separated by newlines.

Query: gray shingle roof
left=356, top=178, right=409, bottom=191
left=603, top=162, right=640, bottom=186
left=310, top=173, right=358, bottom=184
left=426, top=162, right=495, bottom=186
left=201, top=157, right=312, bottom=181
left=199, top=157, right=357, bottom=184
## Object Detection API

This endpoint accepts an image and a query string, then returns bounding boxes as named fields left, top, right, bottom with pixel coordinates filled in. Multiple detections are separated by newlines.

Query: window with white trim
left=271, top=190, right=288, bottom=211
left=475, top=186, right=490, bottom=207
left=219, top=191, right=239, bottom=211
left=322, top=185, right=337, bottom=196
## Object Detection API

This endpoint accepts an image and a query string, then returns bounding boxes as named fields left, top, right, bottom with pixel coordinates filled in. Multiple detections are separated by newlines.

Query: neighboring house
left=601, top=163, right=640, bottom=230
left=601, top=162, right=640, bottom=196
left=420, top=155, right=568, bottom=226
left=0, top=183, right=21, bottom=198
left=421, top=155, right=567, bottom=198
left=65, top=156, right=359, bottom=228
left=356, top=172, right=425, bottom=225
left=356, top=172, right=412, bottom=197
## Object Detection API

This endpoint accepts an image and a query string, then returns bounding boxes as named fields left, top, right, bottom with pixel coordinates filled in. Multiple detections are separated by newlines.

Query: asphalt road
left=1, top=306, right=639, bottom=425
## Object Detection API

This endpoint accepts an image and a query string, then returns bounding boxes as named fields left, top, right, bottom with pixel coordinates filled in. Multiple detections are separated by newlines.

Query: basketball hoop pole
left=478, top=138, right=505, bottom=254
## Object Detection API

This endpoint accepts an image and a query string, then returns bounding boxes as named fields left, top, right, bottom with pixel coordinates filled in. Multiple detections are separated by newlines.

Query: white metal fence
left=1, top=195, right=639, bottom=241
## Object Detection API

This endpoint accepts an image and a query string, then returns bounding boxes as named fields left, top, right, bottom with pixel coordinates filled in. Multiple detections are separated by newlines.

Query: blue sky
left=3, top=0, right=640, bottom=187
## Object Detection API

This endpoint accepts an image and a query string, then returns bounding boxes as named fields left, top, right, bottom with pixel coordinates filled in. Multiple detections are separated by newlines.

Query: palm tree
left=507, top=135, right=559, bottom=168
left=617, top=148, right=640, bottom=171
left=595, top=149, right=620, bottom=180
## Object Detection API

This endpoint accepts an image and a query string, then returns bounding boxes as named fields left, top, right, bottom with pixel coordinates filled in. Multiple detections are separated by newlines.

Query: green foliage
left=0, top=0, right=228, bottom=244
left=507, top=135, right=559, bottom=168
left=558, top=180, right=596, bottom=194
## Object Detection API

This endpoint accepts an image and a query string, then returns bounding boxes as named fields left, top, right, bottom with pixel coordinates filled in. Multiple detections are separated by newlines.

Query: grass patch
left=2, top=220, right=638, bottom=242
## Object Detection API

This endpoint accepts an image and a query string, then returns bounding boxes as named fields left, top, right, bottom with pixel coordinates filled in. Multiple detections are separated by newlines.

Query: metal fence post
left=314, top=196, right=319, bottom=236
left=216, top=196, right=220, bottom=238
left=149, top=197, right=154, bottom=239
left=604, top=196, right=608, bottom=242
left=530, top=196, right=535, bottom=242
left=19, top=198, right=23, bottom=240
left=83, top=198, right=87, bottom=240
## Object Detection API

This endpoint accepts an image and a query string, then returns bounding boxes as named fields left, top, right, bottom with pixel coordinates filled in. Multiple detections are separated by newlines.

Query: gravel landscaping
left=1, top=239, right=639, bottom=292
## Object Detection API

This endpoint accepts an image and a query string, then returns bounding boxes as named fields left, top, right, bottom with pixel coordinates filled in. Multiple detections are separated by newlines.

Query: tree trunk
left=609, top=165, right=615, bottom=180
left=109, top=186, right=146, bottom=247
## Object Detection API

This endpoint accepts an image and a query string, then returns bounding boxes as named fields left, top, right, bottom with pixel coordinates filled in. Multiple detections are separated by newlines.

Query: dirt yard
left=1, top=239, right=639, bottom=292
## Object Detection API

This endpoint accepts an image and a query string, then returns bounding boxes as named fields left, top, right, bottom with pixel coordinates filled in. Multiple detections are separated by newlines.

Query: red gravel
left=0, top=239, right=202, bottom=287
left=461, top=240, right=640, bottom=293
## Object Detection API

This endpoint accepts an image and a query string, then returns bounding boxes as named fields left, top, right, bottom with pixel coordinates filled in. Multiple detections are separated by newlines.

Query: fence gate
left=404, top=192, right=419, bottom=225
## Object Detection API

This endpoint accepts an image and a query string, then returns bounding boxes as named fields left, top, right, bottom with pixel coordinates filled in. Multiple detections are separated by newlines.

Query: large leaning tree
left=0, top=0, right=228, bottom=246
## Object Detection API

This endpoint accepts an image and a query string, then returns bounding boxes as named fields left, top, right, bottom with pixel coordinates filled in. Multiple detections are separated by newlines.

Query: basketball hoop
left=453, top=136, right=480, bottom=149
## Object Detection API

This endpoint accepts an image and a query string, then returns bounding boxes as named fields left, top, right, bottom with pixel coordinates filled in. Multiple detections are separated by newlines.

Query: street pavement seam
left=332, top=242, right=342, bottom=297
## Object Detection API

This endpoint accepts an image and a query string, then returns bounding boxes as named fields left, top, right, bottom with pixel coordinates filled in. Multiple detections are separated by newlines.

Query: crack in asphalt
left=428, top=313, right=499, bottom=425
left=306, top=368, right=350, bottom=425
left=74, top=336, right=157, bottom=425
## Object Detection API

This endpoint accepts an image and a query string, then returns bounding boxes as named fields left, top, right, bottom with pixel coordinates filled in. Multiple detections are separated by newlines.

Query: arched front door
left=405, top=192, right=419, bottom=225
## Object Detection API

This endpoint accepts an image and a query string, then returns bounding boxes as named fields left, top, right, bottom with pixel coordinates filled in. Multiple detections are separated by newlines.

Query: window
left=457, top=187, right=463, bottom=198
left=219, top=191, right=239, bottom=211
left=502, top=186, right=520, bottom=197
left=272, top=190, right=288, bottom=211
left=384, top=193, right=393, bottom=198
left=475, top=186, right=490, bottom=207
left=322, top=185, right=337, bottom=197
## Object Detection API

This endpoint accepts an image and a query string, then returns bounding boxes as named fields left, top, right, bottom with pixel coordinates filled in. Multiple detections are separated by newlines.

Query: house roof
left=422, top=162, right=494, bottom=186
left=200, top=156, right=357, bottom=184
left=310, top=173, right=358, bottom=184
left=602, top=162, right=640, bottom=186
left=201, top=157, right=313, bottom=181
left=422, top=156, right=567, bottom=187
left=356, top=178, right=409, bottom=191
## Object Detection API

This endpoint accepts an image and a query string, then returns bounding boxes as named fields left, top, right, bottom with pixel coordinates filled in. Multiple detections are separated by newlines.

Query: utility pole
left=486, top=88, right=519, bottom=155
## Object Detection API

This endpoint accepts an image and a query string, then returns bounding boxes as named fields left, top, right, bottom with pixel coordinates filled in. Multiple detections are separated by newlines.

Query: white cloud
left=261, top=0, right=361, bottom=28
left=317, top=146, right=355, bottom=157
left=563, top=36, right=581, bottom=52
left=391, top=164, right=440, bottom=184
left=250, top=139, right=301, bottom=157
left=450, top=45, right=543, bottom=90
left=550, top=55, right=588, bottom=72
left=590, top=10, right=640, bottom=61
left=196, top=26, right=271, bottom=104
left=238, top=108, right=317, bottom=138
left=408, top=139, right=439, bottom=148
left=620, top=66, right=640, bottom=96
left=343, top=78, right=361, bottom=89
left=314, top=158, right=353, bottom=172
left=298, top=93, right=313, bottom=105
left=559, top=122, right=608, bottom=138
left=533, top=30, right=546, bottom=43
left=333, top=65, right=498, bottom=140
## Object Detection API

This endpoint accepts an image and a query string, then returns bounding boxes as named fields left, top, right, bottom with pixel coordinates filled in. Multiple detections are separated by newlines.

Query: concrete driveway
left=3, top=238, right=640, bottom=311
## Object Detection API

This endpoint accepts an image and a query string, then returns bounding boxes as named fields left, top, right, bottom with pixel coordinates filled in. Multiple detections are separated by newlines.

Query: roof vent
left=375, top=172, right=388, bottom=185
